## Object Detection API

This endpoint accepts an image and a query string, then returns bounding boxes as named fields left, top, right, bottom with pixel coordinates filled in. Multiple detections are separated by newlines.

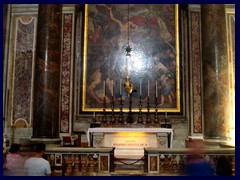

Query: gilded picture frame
left=225, top=8, right=235, bottom=131
left=82, top=4, right=180, bottom=112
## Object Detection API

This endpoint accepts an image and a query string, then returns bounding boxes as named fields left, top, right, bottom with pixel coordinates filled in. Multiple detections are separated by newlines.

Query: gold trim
left=175, top=4, right=180, bottom=112
left=82, top=4, right=88, bottom=111
left=225, top=9, right=235, bottom=132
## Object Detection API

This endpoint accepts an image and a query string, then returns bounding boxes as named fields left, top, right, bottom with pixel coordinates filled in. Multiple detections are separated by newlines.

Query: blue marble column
left=33, top=5, right=62, bottom=138
left=201, top=5, right=230, bottom=139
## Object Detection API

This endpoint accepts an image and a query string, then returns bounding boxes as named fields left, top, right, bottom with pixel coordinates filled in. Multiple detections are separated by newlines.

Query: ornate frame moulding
left=82, top=4, right=180, bottom=113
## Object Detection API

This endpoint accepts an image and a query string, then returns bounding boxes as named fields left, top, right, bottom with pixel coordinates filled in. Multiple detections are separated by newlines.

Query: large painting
left=82, top=4, right=180, bottom=112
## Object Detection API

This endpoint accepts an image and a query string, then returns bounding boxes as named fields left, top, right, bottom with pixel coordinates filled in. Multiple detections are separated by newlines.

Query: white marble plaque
left=87, top=128, right=173, bottom=158
left=104, top=133, right=157, bottom=158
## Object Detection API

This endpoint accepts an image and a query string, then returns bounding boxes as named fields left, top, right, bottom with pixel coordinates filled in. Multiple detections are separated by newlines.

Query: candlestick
left=112, top=80, right=114, bottom=96
left=103, top=81, right=105, bottom=97
left=119, top=95, right=123, bottom=123
left=138, top=95, right=142, bottom=123
left=165, top=111, right=167, bottom=119
left=120, top=79, right=122, bottom=95
left=140, top=79, right=142, bottom=96
left=146, top=96, right=151, bottom=123
left=155, top=80, right=158, bottom=97
left=93, top=111, right=95, bottom=118
left=102, top=96, right=107, bottom=123
left=148, top=80, right=150, bottom=97
left=111, top=95, right=115, bottom=123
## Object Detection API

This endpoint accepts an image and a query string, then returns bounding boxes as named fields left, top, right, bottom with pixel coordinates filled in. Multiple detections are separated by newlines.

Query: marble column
left=201, top=5, right=230, bottom=139
left=33, top=5, right=62, bottom=138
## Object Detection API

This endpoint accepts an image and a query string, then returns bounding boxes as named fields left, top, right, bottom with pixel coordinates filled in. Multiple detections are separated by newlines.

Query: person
left=185, top=141, right=214, bottom=176
left=88, top=5, right=111, bottom=34
left=106, top=5, right=138, bottom=52
left=215, top=155, right=232, bottom=176
left=159, top=70, right=175, bottom=106
left=156, top=16, right=175, bottom=53
left=87, top=64, right=113, bottom=105
left=24, top=143, right=52, bottom=176
left=4, top=143, right=26, bottom=176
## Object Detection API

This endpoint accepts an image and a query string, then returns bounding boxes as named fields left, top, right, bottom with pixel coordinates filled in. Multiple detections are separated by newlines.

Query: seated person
left=24, top=143, right=52, bottom=176
left=4, top=143, right=26, bottom=176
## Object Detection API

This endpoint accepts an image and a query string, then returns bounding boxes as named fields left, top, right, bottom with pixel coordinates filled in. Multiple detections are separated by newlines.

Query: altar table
left=87, top=128, right=173, bottom=157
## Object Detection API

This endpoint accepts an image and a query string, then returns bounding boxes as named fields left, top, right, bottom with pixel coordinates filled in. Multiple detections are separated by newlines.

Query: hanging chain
left=127, top=4, right=130, bottom=47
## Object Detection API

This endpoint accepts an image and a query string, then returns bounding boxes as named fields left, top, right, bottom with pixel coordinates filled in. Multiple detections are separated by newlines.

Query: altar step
left=111, top=170, right=146, bottom=176
left=113, top=156, right=145, bottom=176
left=115, top=163, right=144, bottom=170
left=114, top=156, right=144, bottom=169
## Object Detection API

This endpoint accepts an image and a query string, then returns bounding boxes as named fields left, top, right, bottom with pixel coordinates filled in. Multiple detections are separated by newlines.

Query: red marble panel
left=190, top=12, right=202, bottom=133
left=60, top=14, right=73, bottom=132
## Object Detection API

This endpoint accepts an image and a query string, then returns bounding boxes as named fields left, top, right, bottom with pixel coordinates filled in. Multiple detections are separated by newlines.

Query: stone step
left=114, top=160, right=144, bottom=165
left=114, top=164, right=144, bottom=171
left=114, top=155, right=145, bottom=166
left=111, top=170, right=147, bottom=176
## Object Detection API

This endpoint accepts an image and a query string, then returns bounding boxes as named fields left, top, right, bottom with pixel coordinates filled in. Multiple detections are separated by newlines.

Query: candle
left=120, top=79, right=122, bottom=95
left=165, top=112, right=167, bottom=119
left=112, top=80, right=114, bottom=96
left=140, top=79, right=142, bottom=96
left=148, top=80, right=150, bottom=97
left=155, top=80, right=158, bottom=97
left=103, top=81, right=105, bottom=97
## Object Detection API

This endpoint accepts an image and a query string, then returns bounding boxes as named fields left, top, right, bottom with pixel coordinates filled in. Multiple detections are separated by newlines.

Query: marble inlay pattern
left=60, top=14, right=73, bottom=133
left=190, top=12, right=202, bottom=133
left=12, top=17, right=35, bottom=126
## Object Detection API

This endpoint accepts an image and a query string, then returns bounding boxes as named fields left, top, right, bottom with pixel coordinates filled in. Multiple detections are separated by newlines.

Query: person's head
left=35, top=143, right=46, bottom=154
left=152, top=54, right=160, bottom=65
left=216, top=155, right=232, bottom=176
left=9, top=143, right=20, bottom=153
left=186, top=140, right=205, bottom=162
left=100, top=64, right=109, bottom=74
left=121, top=15, right=128, bottom=24
left=159, top=69, right=166, bottom=77
left=88, top=11, right=96, bottom=18
left=88, top=33, right=93, bottom=40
